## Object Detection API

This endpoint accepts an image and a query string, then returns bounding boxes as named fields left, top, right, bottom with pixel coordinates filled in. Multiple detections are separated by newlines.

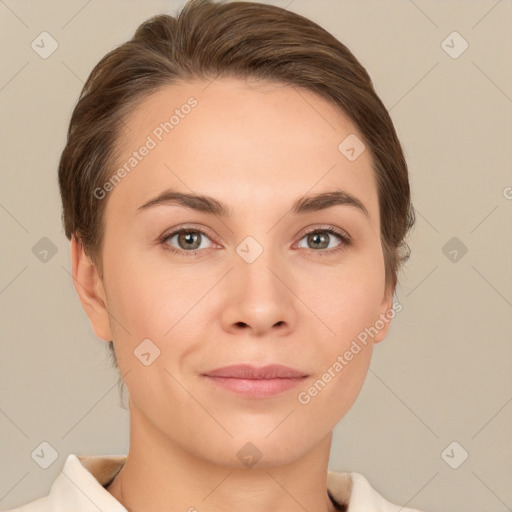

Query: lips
left=202, top=364, right=308, bottom=398
left=203, top=364, right=307, bottom=379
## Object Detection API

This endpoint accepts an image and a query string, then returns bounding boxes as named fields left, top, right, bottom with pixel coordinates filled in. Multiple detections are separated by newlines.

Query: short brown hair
left=58, top=0, right=415, bottom=375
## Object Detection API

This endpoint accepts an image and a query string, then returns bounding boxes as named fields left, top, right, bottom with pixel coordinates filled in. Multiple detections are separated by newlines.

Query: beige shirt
left=4, top=454, right=425, bottom=512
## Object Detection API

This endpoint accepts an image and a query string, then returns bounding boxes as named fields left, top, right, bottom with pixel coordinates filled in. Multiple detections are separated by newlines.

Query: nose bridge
left=221, top=232, right=296, bottom=332
left=234, top=232, right=284, bottom=298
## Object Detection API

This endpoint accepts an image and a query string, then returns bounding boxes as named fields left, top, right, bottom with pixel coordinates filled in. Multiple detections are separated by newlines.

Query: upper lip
left=203, top=364, right=308, bottom=379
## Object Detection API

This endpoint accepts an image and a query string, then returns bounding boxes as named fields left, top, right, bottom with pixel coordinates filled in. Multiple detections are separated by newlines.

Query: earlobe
left=70, top=235, right=113, bottom=341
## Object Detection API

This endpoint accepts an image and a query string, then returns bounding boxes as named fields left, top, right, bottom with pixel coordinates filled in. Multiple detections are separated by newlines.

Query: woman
left=7, top=0, right=421, bottom=510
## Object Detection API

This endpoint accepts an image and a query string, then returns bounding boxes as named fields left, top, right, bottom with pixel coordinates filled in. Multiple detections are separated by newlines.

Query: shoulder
left=1, top=453, right=127, bottom=512
left=327, top=470, right=428, bottom=512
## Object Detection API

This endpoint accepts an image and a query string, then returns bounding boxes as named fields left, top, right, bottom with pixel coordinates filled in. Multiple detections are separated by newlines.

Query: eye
left=160, top=227, right=215, bottom=256
left=159, top=224, right=351, bottom=258
left=295, top=226, right=351, bottom=255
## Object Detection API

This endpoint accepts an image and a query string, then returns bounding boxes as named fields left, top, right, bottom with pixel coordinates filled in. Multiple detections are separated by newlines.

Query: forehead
left=107, top=77, right=379, bottom=227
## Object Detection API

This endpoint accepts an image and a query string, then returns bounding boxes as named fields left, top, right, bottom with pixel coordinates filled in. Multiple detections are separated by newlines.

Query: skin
left=72, top=77, right=394, bottom=512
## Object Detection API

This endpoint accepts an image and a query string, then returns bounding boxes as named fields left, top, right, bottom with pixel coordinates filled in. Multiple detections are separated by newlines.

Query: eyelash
left=158, top=224, right=351, bottom=258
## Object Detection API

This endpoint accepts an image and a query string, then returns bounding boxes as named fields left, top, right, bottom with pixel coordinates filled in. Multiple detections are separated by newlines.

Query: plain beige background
left=1, top=0, right=511, bottom=511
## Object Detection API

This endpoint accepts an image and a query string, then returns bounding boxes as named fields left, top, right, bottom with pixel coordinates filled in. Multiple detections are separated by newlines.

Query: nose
left=220, top=252, right=298, bottom=337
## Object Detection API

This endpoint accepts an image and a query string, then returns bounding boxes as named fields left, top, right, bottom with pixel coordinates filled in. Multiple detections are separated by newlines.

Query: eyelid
left=294, top=224, right=350, bottom=244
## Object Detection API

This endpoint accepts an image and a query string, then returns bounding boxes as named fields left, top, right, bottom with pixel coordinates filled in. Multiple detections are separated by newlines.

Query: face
left=85, top=77, right=394, bottom=467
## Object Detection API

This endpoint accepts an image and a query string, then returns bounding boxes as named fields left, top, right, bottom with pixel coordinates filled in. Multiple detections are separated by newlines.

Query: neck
left=106, top=405, right=339, bottom=512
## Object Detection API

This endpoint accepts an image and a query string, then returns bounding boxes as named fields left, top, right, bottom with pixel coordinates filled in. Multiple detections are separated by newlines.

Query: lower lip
left=203, top=376, right=307, bottom=398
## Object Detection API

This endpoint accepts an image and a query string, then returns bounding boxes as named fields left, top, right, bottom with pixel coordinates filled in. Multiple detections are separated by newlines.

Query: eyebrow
left=137, top=188, right=369, bottom=218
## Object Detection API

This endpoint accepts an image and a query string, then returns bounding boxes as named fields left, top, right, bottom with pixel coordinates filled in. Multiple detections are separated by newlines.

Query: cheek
left=301, top=249, right=386, bottom=345
left=103, top=246, right=218, bottom=352
left=105, top=242, right=386, bottom=348
left=294, top=267, right=381, bottom=425
left=303, top=342, right=369, bottom=422
left=101, top=246, right=173, bottom=342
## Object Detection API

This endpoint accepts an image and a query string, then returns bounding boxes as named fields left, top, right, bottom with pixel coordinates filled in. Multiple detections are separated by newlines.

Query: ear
left=372, top=283, right=396, bottom=344
left=70, top=235, right=113, bottom=342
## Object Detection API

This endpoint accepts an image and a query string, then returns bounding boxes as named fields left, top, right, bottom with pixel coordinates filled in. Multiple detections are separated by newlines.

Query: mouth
left=201, top=364, right=309, bottom=398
